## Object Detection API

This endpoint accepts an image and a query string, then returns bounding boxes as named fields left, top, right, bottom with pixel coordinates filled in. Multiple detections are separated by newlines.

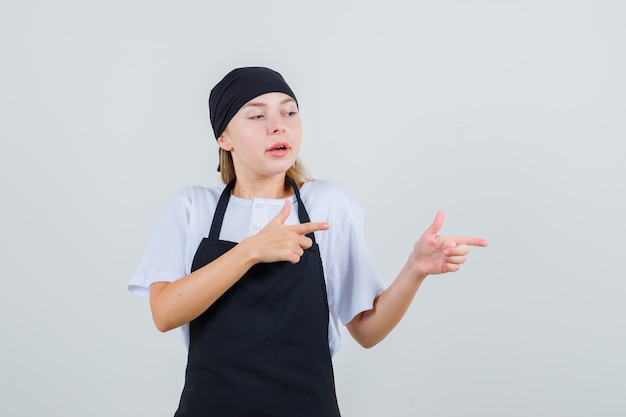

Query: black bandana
left=208, top=67, right=298, bottom=139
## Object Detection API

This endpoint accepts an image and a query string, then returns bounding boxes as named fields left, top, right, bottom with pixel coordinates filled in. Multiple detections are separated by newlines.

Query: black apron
left=174, top=178, right=341, bottom=417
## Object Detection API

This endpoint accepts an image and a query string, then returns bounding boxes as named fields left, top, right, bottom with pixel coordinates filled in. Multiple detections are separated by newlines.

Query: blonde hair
left=218, top=149, right=313, bottom=184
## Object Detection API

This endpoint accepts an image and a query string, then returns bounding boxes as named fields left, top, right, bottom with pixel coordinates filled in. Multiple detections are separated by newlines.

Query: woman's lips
left=266, top=143, right=290, bottom=157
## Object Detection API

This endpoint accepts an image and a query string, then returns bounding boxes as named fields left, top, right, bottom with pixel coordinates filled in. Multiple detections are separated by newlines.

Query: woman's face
left=218, top=92, right=302, bottom=181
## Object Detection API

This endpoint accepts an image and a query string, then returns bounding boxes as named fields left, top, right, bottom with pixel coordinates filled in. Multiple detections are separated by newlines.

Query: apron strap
left=286, top=177, right=317, bottom=244
left=208, top=179, right=236, bottom=244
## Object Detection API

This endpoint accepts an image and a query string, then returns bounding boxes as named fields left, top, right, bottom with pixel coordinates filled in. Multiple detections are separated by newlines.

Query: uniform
left=128, top=179, right=385, bottom=415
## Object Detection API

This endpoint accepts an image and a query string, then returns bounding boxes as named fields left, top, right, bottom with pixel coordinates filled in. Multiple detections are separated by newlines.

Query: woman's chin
left=265, top=158, right=297, bottom=174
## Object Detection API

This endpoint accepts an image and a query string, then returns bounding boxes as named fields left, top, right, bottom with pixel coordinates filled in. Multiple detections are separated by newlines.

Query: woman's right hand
left=243, top=199, right=330, bottom=264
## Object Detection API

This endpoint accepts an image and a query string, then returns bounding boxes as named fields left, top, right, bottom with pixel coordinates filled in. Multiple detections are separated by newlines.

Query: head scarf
left=209, top=67, right=298, bottom=139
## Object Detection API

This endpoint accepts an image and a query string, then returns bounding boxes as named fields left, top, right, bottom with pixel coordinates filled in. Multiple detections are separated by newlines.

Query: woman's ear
left=217, top=134, right=233, bottom=151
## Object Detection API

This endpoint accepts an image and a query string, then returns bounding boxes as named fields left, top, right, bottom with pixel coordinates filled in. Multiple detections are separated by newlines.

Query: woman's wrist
left=405, top=252, right=429, bottom=283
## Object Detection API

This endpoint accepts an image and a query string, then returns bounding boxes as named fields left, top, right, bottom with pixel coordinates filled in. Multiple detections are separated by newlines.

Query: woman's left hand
left=412, top=211, right=488, bottom=277
left=346, top=210, right=488, bottom=348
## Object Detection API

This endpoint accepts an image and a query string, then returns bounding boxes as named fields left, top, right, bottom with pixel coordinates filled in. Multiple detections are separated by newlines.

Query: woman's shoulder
left=167, top=184, right=226, bottom=212
left=175, top=183, right=225, bottom=199
left=301, top=179, right=345, bottom=193
left=301, top=180, right=363, bottom=213
left=302, top=179, right=355, bottom=198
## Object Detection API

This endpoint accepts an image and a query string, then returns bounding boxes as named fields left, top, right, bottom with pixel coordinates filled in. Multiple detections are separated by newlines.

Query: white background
left=1, top=1, right=625, bottom=416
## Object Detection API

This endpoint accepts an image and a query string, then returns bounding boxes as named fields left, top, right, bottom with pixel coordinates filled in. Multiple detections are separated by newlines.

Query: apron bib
left=174, top=178, right=341, bottom=417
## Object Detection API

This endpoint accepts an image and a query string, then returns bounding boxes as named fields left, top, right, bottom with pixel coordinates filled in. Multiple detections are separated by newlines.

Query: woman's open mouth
left=266, top=143, right=290, bottom=156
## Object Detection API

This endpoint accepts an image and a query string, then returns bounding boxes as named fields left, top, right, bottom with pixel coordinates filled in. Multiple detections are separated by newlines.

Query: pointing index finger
left=292, top=221, right=330, bottom=235
left=454, top=236, right=489, bottom=247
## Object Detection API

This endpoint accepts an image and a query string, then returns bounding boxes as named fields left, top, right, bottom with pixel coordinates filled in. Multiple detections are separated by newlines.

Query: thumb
left=424, top=210, right=444, bottom=236
left=271, top=199, right=291, bottom=225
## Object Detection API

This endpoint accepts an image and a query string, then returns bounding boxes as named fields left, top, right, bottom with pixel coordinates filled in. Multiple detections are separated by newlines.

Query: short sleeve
left=127, top=189, right=193, bottom=299
left=325, top=208, right=386, bottom=326
left=301, top=181, right=387, bottom=329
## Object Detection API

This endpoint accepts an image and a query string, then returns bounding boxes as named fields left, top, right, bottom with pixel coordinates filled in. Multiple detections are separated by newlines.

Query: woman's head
left=209, top=67, right=310, bottom=184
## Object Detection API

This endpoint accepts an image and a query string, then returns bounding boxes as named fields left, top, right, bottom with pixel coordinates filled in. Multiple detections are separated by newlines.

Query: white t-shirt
left=128, top=180, right=386, bottom=357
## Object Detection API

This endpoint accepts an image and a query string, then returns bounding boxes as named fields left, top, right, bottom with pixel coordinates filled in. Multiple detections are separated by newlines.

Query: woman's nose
left=267, top=113, right=286, bottom=134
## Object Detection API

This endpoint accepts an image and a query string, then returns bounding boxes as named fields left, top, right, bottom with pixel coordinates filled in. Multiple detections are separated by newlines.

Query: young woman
left=128, top=67, right=488, bottom=417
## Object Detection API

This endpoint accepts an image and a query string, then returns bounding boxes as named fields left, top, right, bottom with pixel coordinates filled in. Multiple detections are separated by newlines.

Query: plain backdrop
left=1, top=1, right=625, bottom=416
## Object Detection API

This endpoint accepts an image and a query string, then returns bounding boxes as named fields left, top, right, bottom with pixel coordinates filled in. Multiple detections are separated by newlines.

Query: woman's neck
left=231, top=175, right=294, bottom=199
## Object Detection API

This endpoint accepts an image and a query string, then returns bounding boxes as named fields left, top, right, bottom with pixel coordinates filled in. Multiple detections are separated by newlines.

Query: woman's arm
left=346, top=211, right=488, bottom=348
left=150, top=240, right=258, bottom=333
left=150, top=200, right=329, bottom=332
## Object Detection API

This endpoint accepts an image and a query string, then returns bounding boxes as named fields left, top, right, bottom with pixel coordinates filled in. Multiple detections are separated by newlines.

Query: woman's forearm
left=346, top=255, right=427, bottom=348
left=149, top=239, right=258, bottom=332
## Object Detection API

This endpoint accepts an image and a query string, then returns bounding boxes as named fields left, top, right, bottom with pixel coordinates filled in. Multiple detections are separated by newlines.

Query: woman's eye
left=249, top=114, right=264, bottom=120
left=286, top=111, right=298, bottom=117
